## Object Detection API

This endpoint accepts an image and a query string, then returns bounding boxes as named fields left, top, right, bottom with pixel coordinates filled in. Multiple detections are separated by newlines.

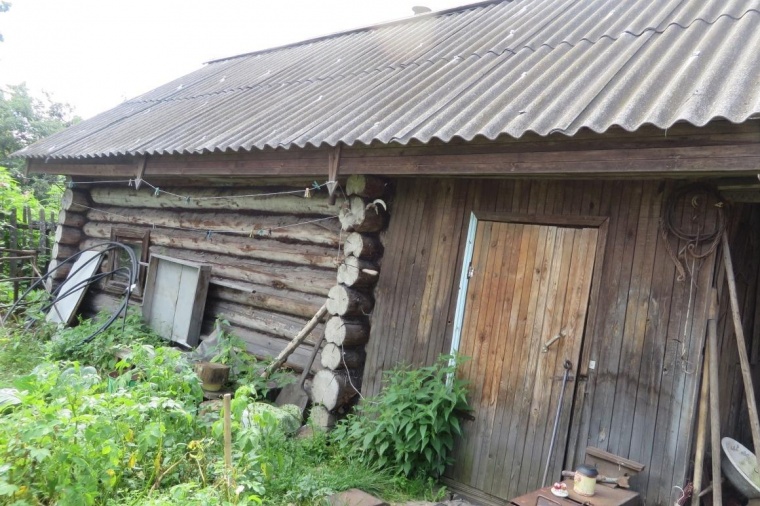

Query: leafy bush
left=332, top=355, right=470, bottom=478
left=50, top=312, right=165, bottom=371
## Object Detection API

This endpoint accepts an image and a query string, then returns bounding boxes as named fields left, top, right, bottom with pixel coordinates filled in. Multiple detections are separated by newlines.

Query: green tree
left=0, top=83, right=79, bottom=205
left=0, top=2, right=9, bottom=42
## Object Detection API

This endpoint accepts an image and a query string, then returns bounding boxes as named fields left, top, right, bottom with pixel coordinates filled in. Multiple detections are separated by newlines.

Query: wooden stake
left=223, top=393, right=232, bottom=472
left=708, top=287, right=722, bottom=506
left=692, top=338, right=710, bottom=506
left=722, top=231, right=760, bottom=468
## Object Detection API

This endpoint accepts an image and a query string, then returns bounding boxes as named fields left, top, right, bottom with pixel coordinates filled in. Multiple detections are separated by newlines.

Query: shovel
left=274, top=332, right=325, bottom=415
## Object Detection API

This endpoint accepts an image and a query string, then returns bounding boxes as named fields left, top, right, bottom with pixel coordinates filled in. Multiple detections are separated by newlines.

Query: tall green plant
left=332, top=355, right=470, bottom=479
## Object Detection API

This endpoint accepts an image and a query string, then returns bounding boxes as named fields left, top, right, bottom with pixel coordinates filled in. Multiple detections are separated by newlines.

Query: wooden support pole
left=708, top=287, right=722, bottom=506
left=223, top=393, right=232, bottom=474
left=262, top=303, right=327, bottom=378
left=692, top=342, right=710, bottom=506
left=722, top=231, right=760, bottom=468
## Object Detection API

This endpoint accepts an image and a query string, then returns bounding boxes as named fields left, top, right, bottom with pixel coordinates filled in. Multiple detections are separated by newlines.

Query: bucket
left=574, top=464, right=599, bottom=497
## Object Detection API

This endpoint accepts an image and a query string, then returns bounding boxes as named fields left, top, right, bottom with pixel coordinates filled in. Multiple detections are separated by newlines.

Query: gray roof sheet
left=18, top=0, right=760, bottom=159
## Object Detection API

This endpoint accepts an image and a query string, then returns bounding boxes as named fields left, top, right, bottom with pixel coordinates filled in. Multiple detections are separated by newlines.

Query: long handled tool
left=542, top=360, right=573, bottom=487
left=707, top=288, right=722, bottom=506
left=262, top=302, right=327, bottom=379
left=275, top=332, right=325, bottom=414
left=722, top=231, right=760, bottom=471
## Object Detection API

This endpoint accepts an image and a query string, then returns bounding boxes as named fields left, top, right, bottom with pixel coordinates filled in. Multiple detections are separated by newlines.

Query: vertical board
left=364, top=178, right=718, bottom=505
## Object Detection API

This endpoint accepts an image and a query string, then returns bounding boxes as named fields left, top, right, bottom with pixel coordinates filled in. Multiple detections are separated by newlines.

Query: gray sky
left=0, top=0, right=469, bottom=119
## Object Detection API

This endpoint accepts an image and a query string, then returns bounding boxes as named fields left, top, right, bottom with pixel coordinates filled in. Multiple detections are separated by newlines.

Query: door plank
left=450, top=218, right=600, bottom=501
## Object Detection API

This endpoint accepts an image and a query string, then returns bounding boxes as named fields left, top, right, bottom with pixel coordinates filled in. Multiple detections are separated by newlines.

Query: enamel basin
left=722, top=437, right=760, bottom=499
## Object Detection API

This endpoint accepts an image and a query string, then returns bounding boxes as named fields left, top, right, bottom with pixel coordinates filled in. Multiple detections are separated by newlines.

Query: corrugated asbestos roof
left=18, top=0, right=760, bottom=159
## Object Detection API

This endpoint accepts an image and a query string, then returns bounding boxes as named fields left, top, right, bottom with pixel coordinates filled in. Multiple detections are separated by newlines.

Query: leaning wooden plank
left=722, top=231, right=760, bottom=469
left=708, top=288, right=722, bottom=506
left=47, top=250, right=103, bottom=325
left=262, top=303, right=327, bottom=379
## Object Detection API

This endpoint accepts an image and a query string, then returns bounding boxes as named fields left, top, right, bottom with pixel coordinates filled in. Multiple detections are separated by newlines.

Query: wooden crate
left=142, top=254, right=210, bottom=347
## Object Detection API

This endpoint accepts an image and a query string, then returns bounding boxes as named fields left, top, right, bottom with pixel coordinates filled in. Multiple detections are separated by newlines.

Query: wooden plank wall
left=715, top=205, right=760, bottom=448
left=55, top=177, right=342, bottom=374
left=363, top=178, right=720, bottom=506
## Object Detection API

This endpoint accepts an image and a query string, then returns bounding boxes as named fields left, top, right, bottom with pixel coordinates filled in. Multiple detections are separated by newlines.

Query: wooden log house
left=15, top=1, right=760, bottom=504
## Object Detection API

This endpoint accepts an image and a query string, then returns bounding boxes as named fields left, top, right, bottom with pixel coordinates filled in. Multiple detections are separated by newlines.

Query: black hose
left=1, top=241, right=138, bottom=346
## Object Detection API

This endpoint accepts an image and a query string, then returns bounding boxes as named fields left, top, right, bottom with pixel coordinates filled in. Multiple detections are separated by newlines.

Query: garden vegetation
left=0, top=303, right=469, bottom=505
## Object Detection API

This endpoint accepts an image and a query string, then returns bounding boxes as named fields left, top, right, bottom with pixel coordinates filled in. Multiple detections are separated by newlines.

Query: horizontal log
left=61, top=188, right=90, bottom=210
left=209, top=281, right=324, bottom=320
left=324, top=316, right=370, bottom=346
left=145, top=245, right=335, bottom=296
left=85, top=206, right=340, bottom=247
left=326, top=285, right=374, bottom=317
left=338, top=196, right=386, bottom=233
left=55, top=225, right=83, bottom=246
left=320, top=343, right=366, bottom=370
left=345, top=174, right=389, bottom=199
left=206, top=299, right=325, bottom=346
left=89, top=186, right=337, bottom=216
left=210, top=321, right=323, bottom=375
left=46, top=258, right=72, bottom=281
left=58, top=209, right=87, bottom=228
left=311, top=369, right=361, bottom=410
left=343, top=232, right=383, bottom=259
left=51, top=243, right=77, bottom=261
left=337, top=255, right=380, bottom=288
left=83, top=221, right=340, bottom=269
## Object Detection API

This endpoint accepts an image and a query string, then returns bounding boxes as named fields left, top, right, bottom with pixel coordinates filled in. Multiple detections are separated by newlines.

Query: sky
left=0, top=0, right=470, bottom=119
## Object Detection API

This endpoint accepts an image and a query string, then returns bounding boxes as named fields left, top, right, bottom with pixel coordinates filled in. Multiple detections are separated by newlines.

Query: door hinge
left=467, top=263, right=474, bottom=279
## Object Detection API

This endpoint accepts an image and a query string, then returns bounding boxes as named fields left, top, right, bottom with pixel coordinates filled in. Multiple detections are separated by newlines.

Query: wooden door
left=447, top=220, right=599, bottom=503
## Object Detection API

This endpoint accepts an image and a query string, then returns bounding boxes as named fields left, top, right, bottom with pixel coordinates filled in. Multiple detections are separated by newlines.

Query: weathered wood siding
left=716, top=205, right=760, bottom=447
left=57, top=178, right=342, bottom=374
left=364, top=178, right=719, bottom=505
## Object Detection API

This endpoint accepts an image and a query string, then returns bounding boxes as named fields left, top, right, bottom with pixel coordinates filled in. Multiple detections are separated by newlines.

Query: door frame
left=448, top=210, right=610, bottom=488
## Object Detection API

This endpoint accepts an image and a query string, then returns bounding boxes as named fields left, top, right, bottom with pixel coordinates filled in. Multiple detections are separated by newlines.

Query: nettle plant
left=333, top=355, right=470, bottom=479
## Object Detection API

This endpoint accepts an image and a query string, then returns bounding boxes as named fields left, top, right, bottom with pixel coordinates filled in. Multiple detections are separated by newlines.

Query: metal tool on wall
left=542, top=359, right=573, bottom=487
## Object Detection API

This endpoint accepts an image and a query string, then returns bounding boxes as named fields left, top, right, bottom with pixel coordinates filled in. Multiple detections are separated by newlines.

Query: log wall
left=59, top=178, right=342, bottom=375
left=363, top=178, right=725, bottom=506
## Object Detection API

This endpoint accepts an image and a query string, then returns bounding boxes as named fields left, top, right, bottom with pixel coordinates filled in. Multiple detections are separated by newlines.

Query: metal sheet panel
left=16, top=0, right=760, bottom=160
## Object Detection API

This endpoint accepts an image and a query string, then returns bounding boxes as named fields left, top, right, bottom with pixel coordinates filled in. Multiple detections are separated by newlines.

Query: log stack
left=310, top=175, right=389, bottom=421
left=45, top=188, right=90, bottom=291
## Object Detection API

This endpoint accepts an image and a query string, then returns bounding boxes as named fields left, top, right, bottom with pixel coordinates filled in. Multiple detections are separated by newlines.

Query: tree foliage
left=0, top=83, right=79, bottom=204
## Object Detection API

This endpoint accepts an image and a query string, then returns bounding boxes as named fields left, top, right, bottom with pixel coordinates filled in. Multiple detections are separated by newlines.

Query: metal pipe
left=542, top=360, right=573, bottom=487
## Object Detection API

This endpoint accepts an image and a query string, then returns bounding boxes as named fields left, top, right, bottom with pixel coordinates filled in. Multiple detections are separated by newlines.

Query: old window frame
left=106, top=227, right=150, bottom=299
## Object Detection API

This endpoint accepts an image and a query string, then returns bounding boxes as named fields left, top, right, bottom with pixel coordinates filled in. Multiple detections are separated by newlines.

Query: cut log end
left=345, top=174, right=388, bottom=199
left=339, top=196, right=386, bottom=233
left=320, top=343, right=366, bottom=370
left=336, top=255, right=380, bottom=287
left=326, top=285, right=373, bottom=316
left=344, top=232, right=383, bottom=259
left=310, top=369, right=360, bottom=410
left=325, top=316, right=370, bottom=346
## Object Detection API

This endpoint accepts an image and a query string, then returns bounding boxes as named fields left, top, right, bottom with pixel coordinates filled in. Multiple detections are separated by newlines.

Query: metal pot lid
left=576, top=464, right=599, bottom=478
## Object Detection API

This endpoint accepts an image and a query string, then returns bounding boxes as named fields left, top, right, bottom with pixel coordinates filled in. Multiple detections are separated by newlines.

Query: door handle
left=542, top=330, right=566, bottom=353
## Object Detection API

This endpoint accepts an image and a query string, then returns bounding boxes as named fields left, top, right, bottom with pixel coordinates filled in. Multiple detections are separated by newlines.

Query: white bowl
left=721, top=437, right=760, bottom=499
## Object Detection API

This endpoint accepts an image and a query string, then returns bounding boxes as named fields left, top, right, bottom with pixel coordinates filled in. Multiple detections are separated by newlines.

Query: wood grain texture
left=363, top=178, right=722, bottom=506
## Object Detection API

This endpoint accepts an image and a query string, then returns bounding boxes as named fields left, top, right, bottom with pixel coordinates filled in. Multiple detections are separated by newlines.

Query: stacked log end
left=45, top=188, right=90, bottom=291
left=310, top=175, right=389, bottom=425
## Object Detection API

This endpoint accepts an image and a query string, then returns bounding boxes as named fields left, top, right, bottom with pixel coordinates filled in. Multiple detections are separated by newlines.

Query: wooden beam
left=134, top=156, right=147, bottom=189
left=23, top=139, right=760, bottom=178
left=327, top=144, right=341, bottom=205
